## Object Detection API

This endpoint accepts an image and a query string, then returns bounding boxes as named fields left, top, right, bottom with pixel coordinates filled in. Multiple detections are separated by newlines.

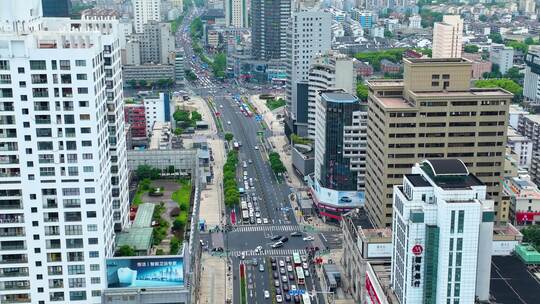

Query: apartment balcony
left=0, top=129, right=16, bottom=138
left=44, top=216, right=59, bottom=223
left=0, top=241, right=26, bottom=251
left=0, top=254, right=27, bottom=264
left=0, top=168, right=20, bottom=178
left=0, top=294, right=31, bottom=303
left=50, top=293, right=65, bottom=302
left=0, top=199, right=22, bottom=210
left=0, top=214, right=23, bottom=225
left=43, top=199, right=58, bottom=209
left=0, top=143, right=17, bottom=151
left=0, top=280, right=30, bottom=291
left=0, top=227, right=25, bottom=238
left=0, top=155, right=19, bottom=165
left=0, top=267, right=28, bottom=278
left=49, top=279, right=63, bottom=289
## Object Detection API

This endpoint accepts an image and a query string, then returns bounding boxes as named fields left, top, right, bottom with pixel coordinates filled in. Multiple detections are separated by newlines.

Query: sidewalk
left=198, top=253, right=227, bottom=304
left=186, top=93, right=232, bottom=303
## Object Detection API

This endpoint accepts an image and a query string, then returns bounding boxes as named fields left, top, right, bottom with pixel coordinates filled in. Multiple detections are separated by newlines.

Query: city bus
left=242, top=210, right=250, bottom=223
left=296, top=266, right=305, bottom=285
left=302, top=294, right=311, bottom=304
left=293, top=252, right=302, bottom=267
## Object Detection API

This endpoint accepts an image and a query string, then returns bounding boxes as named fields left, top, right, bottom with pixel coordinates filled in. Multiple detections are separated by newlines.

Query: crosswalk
left=230, top=249, right=307, bottom=257
left=233, top=225, right=300, bottom=232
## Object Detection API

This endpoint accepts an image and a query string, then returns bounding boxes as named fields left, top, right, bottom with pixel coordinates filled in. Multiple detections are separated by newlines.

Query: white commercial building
left=432, top=15, right=463, bottom=59
left=524, top=45, right=540, bottom=105
left=307, top=51, right=354, bottom=139
left=133, top=0, right=161, bottom=33
left=391, top=159, right=493, bottom=304
left=507, top=127, right=533, bottom=168
left=490, top=44, right=515, bottom=75
left=285, top=9, right=331, bottom=135
left=225, top=0, right=248, bottom=28
left=409, top=14, right=422, bottom=29
left=144, top=92, right=172, bottom=136
left=0, top=0, right=129, bottom=302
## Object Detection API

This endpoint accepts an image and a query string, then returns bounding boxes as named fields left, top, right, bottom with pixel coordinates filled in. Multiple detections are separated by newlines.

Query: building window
left=75, top=60, right=86, bottom=67
left=457, top=210, right=464, bottom=233
left=450, top=210, right=456, bottom=233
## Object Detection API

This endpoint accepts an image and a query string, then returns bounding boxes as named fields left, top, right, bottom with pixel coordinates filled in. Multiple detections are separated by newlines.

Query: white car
left=263, top=218, right=269, bottom=224
left=256, top=218, right=262, bottom=224
left=241, top=252, right=245, bottom=260
left=276, top=295, right=283, bottom=303
left=220, top=104, right=223, bottom=108
left=304, top=269, right=310, bottom=277
left=291, top=285, right=297, bottom=291
left=302, top=262, right=308, bottom=270
left=287, top=265, right=293, bottom=272
left=255, top=211, right=261, bottom=218
left=254, top=145, right=259, bottom=150
left=255, top=245, right=263, bottom=253
left=303, top=236, right=314, bottom=241
left=279, top=260, right=285, bottom=267
left=227, top=121, right=231, bottom=125
left=264, top=290, right=270, bottom=299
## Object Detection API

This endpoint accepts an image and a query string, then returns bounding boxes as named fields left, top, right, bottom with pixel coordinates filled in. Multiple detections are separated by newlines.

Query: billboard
left=106, top=256, right=184, bottom=288
left=311, top=179, right=365, bottom=208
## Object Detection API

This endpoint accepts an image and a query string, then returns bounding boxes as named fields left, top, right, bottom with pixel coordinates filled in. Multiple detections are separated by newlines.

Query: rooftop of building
left=411, top=88, right=513, bottom=97
left=492, top=223, right=523, bottom=241
left=115, top=227, right=153, bottom=252
left=149, top=122, right=172, bottom=150
left=366, top=79, right=404, bottom=87
left=404, top=57, right=471, bottom=64
left=359, top=228, right=393, bottom=243
left=504, top=176, right=540, bottom=199
left=405, top=174, right=431, bottom=187
left=522, top=114, right=540, bottom=125
left=490, top=255, right=540, bottom=303
left=507, top=126, right=530, bottom=142
left=420, top=159, right=484, bottom=189
left=320, top=91, right=358, bottom=103
left=81, top=8, right=120, bottom=18
left=132, top=203, right=155, bottom=228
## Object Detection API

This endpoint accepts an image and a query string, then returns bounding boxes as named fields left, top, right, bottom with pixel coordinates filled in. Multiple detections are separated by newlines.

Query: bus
left=302, top=294, right=311, bottom=304
left=293, top=252, right=302, bottom=267
left=242, top=210, right=250, bottom=223
left=296, top=266, right=305, bottom=285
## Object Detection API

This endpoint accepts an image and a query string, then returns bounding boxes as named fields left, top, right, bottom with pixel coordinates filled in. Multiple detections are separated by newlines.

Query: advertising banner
left=106, top=256, right=184, bottom=288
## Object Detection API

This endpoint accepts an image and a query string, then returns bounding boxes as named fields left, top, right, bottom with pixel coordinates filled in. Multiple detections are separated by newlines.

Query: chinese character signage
left=106, top=256, right=184, bottom=288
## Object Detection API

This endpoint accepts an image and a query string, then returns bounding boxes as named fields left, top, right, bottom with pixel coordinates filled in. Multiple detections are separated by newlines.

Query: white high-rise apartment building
left=285, top=9, right=331, bottom=134
left=490, top=44, right=515, bottom=75
left=523, top=46, right=540, bottom=104
left=226, top=0, right=248, bottom=28
left=391, top=159, right=493, bottom=304
left=432, top=15, right=463, bottom=59
left=307, top=51, right=354, bottom=139
left=133, top=0, right=161, bottom=33
left=0, top=1, right=128, bottom=302
left=520, top=0, right=536, bottom=14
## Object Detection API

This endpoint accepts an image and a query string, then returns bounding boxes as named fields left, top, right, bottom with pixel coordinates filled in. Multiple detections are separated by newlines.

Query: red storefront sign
left=516, top=211, right=540, bottom=223
left=365, top=272, right=382, bottom=304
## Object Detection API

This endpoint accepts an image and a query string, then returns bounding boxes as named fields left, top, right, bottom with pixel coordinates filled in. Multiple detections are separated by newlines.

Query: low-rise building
left=354, top=60, right=374, bottom=77
left=125, top=103, right=147, bottom=138
left=379, top=59, right=401, bottom=74
left=504, top=175, right=540, bottom=225
left=508, top=126, right=533, bottom=168
left=490, top=44, right=515, bottom=74
left=123, top=64, right=175, bottom=82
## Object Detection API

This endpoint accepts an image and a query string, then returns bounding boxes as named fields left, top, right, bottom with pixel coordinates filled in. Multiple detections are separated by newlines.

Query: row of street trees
left=268, top=152, right=286, bottom=175
left=223, top=151, right=240, bottom=206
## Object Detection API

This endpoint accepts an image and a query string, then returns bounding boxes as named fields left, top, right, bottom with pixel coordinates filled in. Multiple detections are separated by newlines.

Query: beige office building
left=432, top=15, right=463, bottom=59
left=365, top=58, right=512, bottom=227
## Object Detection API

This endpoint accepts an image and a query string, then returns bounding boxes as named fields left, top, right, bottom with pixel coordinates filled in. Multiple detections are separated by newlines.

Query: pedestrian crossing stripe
left=230, top=249, right=307, bottom=257
left=233, top=225, right=300, bottom=232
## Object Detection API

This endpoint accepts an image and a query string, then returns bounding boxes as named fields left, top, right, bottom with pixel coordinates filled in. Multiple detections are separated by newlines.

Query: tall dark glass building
left=314, top=90, right=361, bottom=191
left=250, top=0, right=290, bottom=61
left=42, top=0, right=72, bottom=17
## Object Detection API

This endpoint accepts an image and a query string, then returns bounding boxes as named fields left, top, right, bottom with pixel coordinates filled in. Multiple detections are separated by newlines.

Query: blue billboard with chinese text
left=106, top=256, right=184, bottom=288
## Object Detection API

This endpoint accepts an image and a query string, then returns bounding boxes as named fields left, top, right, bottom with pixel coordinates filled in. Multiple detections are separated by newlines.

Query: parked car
left=259, top=264, right=265, bottom=272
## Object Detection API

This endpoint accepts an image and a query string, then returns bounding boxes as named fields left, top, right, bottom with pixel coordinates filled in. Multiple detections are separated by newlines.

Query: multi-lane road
left=176, top=6, right=333, bottom=303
